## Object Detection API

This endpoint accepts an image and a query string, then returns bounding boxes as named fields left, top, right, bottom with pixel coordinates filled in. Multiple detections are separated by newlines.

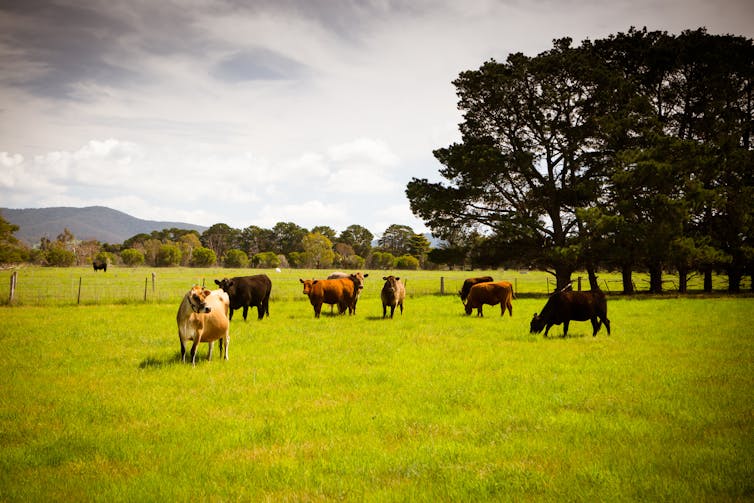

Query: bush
left=367, top=251, right=396, bottom=269
left=395, top=255, right=420, bottom=270
left=224, top=249, right=249, bottom=268
left=120, top=248, right=145, bottom=266
left=254, top=251, right=281, bottom=268
left=46, top=246, right=76, bottom=267
left=156, top=244, right=182, bottom=267
left=191, top=247, right=217, bottom=267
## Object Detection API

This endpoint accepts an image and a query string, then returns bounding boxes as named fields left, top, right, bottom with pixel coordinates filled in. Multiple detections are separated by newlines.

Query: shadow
left=138, top=352, right=182, bottom=369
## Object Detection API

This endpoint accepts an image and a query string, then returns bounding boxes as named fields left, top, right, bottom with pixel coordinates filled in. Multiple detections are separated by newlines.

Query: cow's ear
left=214, top=279, right=221, bottom=286
left=363, top=273, right=369, bottom=277
left=227, top=280, right=234, bottom=287
left=382, top=276, right=388, bottom=280
left=313, top=280, right=319, bottom=285
left=299, top=279, right=304, bottom=283
left=203, top=289, right=212, bottom=296
left=395, top=277, right=400, bottom=281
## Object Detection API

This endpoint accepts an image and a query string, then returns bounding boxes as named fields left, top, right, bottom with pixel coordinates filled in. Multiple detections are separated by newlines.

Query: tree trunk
left=648, top=263, right=663, bottom=293
left=555, top=268, right=573, bottom=291
left=678, top=267, right=688, bottom=293
left=727, top=267, right=742, bottom=293
left=703, top=268, right=713, bottom=293
left=621, top=264, right=634, bottom=294
left=587, top=266, right=600, bottom=291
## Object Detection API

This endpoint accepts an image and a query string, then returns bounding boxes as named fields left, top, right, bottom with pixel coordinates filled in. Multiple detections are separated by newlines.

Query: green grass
left=0, top=285, right=752, bottom=500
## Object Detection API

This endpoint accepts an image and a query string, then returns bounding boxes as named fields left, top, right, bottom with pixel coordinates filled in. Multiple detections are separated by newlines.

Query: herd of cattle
left=176, top=273, right=611, bottom=365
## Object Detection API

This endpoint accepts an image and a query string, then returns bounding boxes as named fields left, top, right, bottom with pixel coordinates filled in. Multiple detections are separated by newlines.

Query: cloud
left=214, top=48, right=309, bottom=82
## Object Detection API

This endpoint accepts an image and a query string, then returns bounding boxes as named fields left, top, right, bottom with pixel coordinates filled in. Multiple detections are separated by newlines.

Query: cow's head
left=464, top=301, right=473, bottom=315
left=214, top=278, right=234, bottom=293
left=382, top=275, right=400, bottom=292
left=350, top=273, right=365, bottom=291
left=187, top=285, right=212, bottom=313
left=299, top=279, right=314, bottom=295
left=530, top=313, right=546, bottom=334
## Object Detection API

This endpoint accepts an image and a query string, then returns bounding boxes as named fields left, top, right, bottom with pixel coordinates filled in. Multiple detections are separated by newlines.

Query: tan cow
left=299, top=274, right=364, bottom=318
left=176, top=285, right=230, bottom=365
left=464, top=281, right=514, bottom=317
left=381, top=275, right=405, bottom=318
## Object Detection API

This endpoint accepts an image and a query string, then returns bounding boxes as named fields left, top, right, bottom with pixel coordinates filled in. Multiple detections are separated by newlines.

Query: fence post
left=77, top=277, right=82, bottom=304
left=577, top=276, right=582, bottom=291
left=440, top=277, right=445, bottom=295
left=152, top=272, right=156, bottom=295
left=9, top=271, right=17, bottom=304
left=144, top=277, right=148, bottom=301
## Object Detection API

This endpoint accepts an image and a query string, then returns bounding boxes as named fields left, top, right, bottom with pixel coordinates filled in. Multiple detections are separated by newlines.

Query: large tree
left=338, top=224, right=374, bottom=258
left=407, top=39, right=603, bottom=289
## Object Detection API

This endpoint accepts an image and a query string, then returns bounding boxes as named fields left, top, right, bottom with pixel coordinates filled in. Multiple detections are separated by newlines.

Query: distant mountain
left=1, top=206, right=208, bottom=245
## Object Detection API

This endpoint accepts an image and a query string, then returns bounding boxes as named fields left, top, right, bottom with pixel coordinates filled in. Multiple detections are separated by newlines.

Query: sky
left=1, top=0, right=753, bottom=238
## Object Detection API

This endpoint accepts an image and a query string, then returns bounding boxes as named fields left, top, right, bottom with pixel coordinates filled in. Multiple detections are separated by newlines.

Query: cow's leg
left=228, top=308, right=235, bottom=321
left=477, top=307, right=483, bottom=317
left=562, top=320, right=570, bottom=337
left=256, top=303, right=265, bottom=320
left=591, top=317, right=601, bottom=337
left=222, top=334, right=229, bottom=360
left=603, top=316, right=611, bottom=335
left=179, top=337, right=187, bottom=363
left=314, top=301, right=322, bottom=318
left=383, top=304, right=387, bottom=318
left=544, top=324, right=552, bottom=337
left=389, top=305, right=395, bottom=318
left=207, top=341, right=214, bottom=361
left=242, top=306, right=249, bottom=321
left=399, top=301, right=403, bottom=315
left=190, top=337, right=200, bottom=366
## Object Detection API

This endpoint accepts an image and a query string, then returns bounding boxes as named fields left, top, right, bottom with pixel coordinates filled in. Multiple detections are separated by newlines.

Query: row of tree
left=407, top=27, right=754, bottom=292
left=0, top=215, right=433, bottom=271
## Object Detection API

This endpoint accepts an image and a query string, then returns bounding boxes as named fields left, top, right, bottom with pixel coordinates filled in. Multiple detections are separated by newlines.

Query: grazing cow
left=327, top=271, right=369, bottom=313
left=381, top=275, right=405, bottom=318
left=92, top=259, right=107, bottom=272
left=176, top=286, right=230, bottom=365
left=299, top=274, right=364, bottom=318
left=530, top=289, right=611, bottom=337
left=464, top=281, right=514, bottom=317
left=214, top=275, right=272, bottom=321
left=459, top=276, right=493, bottom=302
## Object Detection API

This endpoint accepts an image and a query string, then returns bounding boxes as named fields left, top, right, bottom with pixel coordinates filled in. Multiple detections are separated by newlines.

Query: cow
left=381, top=275, right=405, bottom=318
left=92, top=259, right=107, bottom=272
left=464, top=281, right=514, bottom=317
left=299, top=274, right=364, bottom=318
left=214, top=275, right=272, bottom=321
left=530, top=289, right=611, bottom=337
left=327, top=271, right=369, bottom=313
left=176, top=286, right=230, bottom=365
left=459, top=276, right=493, bottom=302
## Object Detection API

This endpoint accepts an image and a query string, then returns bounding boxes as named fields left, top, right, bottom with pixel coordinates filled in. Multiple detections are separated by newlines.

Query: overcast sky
left=1, top=0, right=752, bottom=237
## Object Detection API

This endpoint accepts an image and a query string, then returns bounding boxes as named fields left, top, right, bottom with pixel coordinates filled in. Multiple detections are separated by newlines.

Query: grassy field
left=0, top=270, right=752, bottom=501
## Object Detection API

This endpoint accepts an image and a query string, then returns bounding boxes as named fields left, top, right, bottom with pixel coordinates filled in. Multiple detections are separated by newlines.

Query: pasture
left=0, top=268, right=752, bottom=501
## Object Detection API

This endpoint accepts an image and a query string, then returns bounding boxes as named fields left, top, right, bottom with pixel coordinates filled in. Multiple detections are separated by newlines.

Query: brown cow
left=176, top=286, right=230, bottom=365
left=327, top=271, right=369, bottom=313
left=299, top=274, right=364, bottom=318
left=459, top=276, right=493, bottom=301
left=381, top=275, right=405, bottom=318
left=530, top=289, right=610, bottom=337
left=464, top=280, right=513, bottom=317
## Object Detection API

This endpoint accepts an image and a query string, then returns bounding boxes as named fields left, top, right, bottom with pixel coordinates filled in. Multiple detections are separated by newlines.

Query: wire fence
left=0, top=266, right=746, bottom=307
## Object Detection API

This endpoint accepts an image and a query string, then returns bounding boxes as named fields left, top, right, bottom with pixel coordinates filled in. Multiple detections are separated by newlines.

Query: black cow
left=92, top=259, right=107, bottom=272
left=530, top=290, right=611, bottom=337
left=214, top=275, right=272, bottom=321
left=459, top=276, right=493, bottom=302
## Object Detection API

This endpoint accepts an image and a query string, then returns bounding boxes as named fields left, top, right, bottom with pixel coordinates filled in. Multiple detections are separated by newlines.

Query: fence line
left=0, top=268, right=746, bottom=307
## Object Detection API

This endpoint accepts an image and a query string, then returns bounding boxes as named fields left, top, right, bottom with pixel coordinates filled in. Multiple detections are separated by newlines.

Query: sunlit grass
left=0, top=295, right=752, bottom=500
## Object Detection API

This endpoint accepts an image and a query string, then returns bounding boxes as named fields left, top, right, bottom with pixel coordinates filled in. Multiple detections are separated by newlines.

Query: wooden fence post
left=152, top=272, right=156, bottom=295
left=440, top=277, right=445, bottom=295
left=9, top=271, right=17, bottom=304
left=77, top=277, right=82, bottom=304
left=144, top=277, right=148, bottom=301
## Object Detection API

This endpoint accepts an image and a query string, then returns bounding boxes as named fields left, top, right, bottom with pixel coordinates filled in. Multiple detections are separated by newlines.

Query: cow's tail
left=263, top=287, right=271, bottom=317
